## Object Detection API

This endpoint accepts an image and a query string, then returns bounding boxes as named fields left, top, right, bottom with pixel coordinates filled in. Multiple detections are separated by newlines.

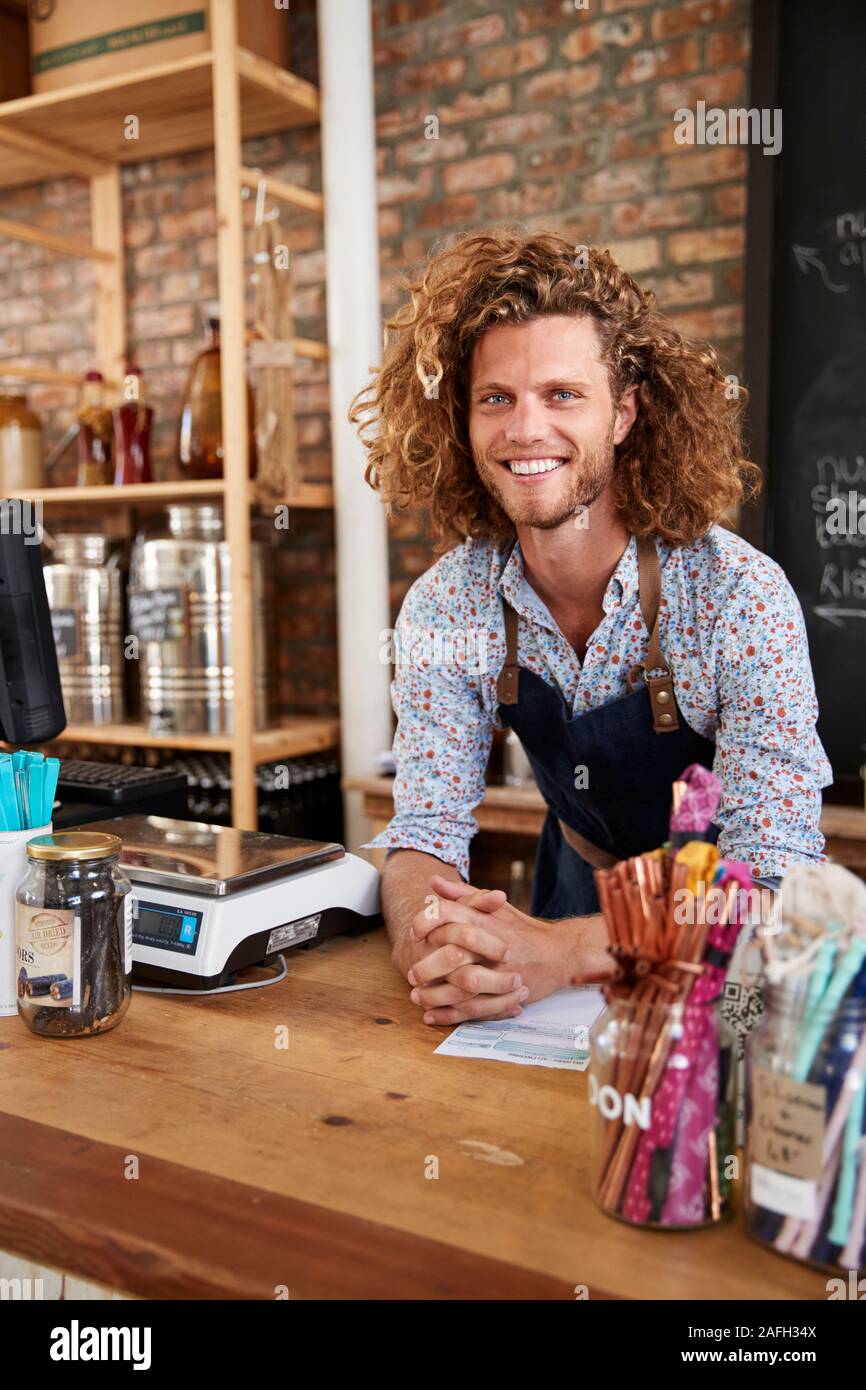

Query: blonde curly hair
left=349, top=228, right=759, bottom=550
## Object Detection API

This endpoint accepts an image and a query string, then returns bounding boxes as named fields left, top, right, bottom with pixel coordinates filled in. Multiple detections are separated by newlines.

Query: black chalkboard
left=50, top=607, right=79, bottom=660
left=758, top=0, right=866, bottom=785
left=128, top=588, right=187, bottom=645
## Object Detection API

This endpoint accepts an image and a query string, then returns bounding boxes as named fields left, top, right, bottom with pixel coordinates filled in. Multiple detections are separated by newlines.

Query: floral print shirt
left=365, top=526, right=832, bottom=886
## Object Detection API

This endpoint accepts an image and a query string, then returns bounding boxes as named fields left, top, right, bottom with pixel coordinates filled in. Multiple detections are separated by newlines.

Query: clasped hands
left=401, top=873, right=614, bottom=1027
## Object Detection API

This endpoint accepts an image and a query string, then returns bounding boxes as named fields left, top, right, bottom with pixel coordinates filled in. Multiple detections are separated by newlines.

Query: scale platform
left=81, top=814, right=383, bottom=990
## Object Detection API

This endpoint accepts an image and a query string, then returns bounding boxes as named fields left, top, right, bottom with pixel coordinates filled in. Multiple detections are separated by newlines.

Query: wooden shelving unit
left=4, top=716, right=340, bottom=761
left=0, top=0, right=335, bottom=826
left=6, top=480, right=335, bottom=508
left=0, top=48, right=319, bottom=190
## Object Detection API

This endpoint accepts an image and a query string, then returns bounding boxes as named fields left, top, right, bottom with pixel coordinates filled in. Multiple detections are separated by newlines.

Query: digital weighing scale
left=81, top=814, right=382, bottom=990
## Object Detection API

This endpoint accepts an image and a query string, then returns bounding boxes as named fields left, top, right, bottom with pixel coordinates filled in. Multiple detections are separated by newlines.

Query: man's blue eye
left=553, top=390, right=577, bottom=401
left=485, top=394, right=507, bottom=405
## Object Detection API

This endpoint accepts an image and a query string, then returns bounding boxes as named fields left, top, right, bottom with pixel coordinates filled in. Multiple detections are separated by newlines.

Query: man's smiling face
left=468, top=313, right=635, bottom=532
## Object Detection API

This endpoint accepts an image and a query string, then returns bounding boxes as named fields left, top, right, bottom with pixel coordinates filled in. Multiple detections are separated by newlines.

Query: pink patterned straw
left=669, top=763, right=722, bottom=837
left=660, top=1017, right=720, bottom=1225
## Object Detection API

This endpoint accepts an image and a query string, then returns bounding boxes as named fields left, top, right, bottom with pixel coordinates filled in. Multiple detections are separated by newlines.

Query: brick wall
left=0, top=0, right=753, bottom=719
left=371, top=0, right=752, bottom=613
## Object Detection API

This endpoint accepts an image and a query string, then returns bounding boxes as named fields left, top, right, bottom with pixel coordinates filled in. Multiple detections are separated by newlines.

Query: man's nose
left=504, top=394, right=548, bottom=442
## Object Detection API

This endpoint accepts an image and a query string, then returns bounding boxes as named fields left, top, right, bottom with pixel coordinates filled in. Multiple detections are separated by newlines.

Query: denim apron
left=496, top=537, right=715, bottom=918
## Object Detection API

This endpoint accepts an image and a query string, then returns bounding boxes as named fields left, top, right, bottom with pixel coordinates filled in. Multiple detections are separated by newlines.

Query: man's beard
left=474, top=425, right=616, bottom=532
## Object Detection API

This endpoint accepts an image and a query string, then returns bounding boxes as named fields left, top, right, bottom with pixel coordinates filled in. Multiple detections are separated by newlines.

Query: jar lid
left=26, top=831, right=121, bottom=862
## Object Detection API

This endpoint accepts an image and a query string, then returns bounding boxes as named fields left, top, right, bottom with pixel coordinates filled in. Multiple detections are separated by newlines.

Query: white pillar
left=316, top=0, right=391, bottom=852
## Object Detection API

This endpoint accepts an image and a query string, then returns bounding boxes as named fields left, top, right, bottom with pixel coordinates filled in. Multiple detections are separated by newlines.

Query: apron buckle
left=627, top=661, right=681, bottom=733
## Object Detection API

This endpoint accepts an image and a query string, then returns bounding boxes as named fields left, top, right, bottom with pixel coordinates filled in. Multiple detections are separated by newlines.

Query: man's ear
left=612, top=384, right=638, bottom=445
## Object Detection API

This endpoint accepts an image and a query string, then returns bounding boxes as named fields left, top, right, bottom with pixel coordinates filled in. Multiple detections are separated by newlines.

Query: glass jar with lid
left=16, top=831, right=133, bottom=1039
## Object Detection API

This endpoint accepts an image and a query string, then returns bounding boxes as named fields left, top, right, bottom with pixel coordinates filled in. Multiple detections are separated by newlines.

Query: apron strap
left=628, top=536, right=680, bottom=734
left=556, top=817, right=619, bottom=869
left=496, top=601, right=520, bottom=706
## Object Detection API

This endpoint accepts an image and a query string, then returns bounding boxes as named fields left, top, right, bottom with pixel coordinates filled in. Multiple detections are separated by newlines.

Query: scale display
left=133, top=900, right=203, bottom=956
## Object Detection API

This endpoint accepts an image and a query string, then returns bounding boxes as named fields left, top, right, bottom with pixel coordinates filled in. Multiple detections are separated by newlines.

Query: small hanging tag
left=248, top=339, right=295, bottom=369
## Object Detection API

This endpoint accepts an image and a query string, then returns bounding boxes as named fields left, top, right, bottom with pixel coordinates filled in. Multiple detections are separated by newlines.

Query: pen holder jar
left=0, top=823, right=51, bottom=1017
left=589, top=993, right=737, bottom=1228
left=746, top=984, right=866, bottom=1274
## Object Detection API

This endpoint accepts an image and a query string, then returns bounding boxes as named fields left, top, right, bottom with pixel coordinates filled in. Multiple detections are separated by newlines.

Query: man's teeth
left=506, top=457, right=566, bottom=476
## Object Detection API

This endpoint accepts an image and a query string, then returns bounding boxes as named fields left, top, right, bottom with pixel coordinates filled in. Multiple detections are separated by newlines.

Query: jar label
left=123, top=893, right=133, bottom=975
left=128, top=586, right=187, bottom=644
left=750, top=1163, right=817, bottom=1220
left=752, top=1066, right=825, bottom=1180
left=16, top=906, right=81, bottom=1008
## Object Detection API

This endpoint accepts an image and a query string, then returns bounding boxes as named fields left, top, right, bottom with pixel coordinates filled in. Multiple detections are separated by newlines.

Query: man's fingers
left=411, top=897, right=512, bottom=948
left=421, top=986, right=530, bottom=1027
left=408, top=981, right=476, bottom=1008
left=429, top=874, right=506, bottom=912
left=436, top=963, right=523, bottom=997
left=424, top=921, right=513, bottom=964
left=410, top=965, right=522, bottom=1008
left=407, top=943, right=476, bottom=987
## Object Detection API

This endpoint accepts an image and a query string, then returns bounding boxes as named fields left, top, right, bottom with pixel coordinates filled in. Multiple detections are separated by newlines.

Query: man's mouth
left=500, top=457, right=568, bottom=477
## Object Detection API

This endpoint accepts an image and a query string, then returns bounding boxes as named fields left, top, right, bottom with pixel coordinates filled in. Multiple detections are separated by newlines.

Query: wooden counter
left=0, top=931, right=828, bottom=1300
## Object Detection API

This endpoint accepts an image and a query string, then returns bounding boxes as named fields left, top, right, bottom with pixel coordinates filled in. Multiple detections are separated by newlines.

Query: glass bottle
left=76, top=370, right=113, bottom=486
left=0, top=391, right=44, bottom=491
left=177, top=317, right=256, bottom=480
left=112, top=367, right=154, bottom=486
left=16, top=831, right=133, bottom=1039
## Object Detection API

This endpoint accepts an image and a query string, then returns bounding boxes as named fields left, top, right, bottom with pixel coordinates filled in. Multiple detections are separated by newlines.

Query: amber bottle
left=177, top=318, right=256, bottom=480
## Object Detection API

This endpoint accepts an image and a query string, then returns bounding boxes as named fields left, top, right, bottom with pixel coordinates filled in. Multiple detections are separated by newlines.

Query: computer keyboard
left=57, top=760, right=189, bottom=806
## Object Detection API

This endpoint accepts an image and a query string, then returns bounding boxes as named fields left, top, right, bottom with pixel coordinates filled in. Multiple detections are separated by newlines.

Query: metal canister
left=44, top=534, right=126, bottom=724
left=129, top=504, right=268, bottom=735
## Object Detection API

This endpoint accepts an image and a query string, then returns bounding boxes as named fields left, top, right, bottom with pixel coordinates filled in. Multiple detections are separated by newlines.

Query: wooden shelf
left=11, top=480, right=225, bottom=506
left=0, top=48, right=319, bottom=191
left=345, top=777, right=866, bottom=871
left=6, top=716, right=340, bottom=763
left=8, top=480, right=334, bottom=508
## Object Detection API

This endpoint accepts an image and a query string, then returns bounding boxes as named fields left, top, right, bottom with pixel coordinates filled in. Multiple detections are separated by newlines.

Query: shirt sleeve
left=362, top=571, right=494, bottom=882
left=710, top=559, right=833, bottom=879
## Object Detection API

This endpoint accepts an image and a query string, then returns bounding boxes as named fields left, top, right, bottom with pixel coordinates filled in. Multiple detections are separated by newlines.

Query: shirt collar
left=604, top=534, right=639, bottom=613
left=496, top=534, right=641, bottom=621
left=497, top=541, right=557, bottom=630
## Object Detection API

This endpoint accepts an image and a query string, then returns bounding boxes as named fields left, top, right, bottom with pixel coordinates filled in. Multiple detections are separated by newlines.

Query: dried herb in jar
left=16, top=832, right=133, bottom=1040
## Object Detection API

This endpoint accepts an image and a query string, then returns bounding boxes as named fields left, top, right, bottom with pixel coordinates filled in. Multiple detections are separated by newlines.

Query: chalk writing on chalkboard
left=128, top=588, right=187, bottom=644
left=792, top=206, right=866, bottom=294
left=763, top=0, right=866, bottom=781
left=50, top=608, right=80, bottom=661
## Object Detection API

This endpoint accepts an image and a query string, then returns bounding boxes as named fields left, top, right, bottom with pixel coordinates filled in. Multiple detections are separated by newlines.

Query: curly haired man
left=350, top=230, right=831, bottom=1027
